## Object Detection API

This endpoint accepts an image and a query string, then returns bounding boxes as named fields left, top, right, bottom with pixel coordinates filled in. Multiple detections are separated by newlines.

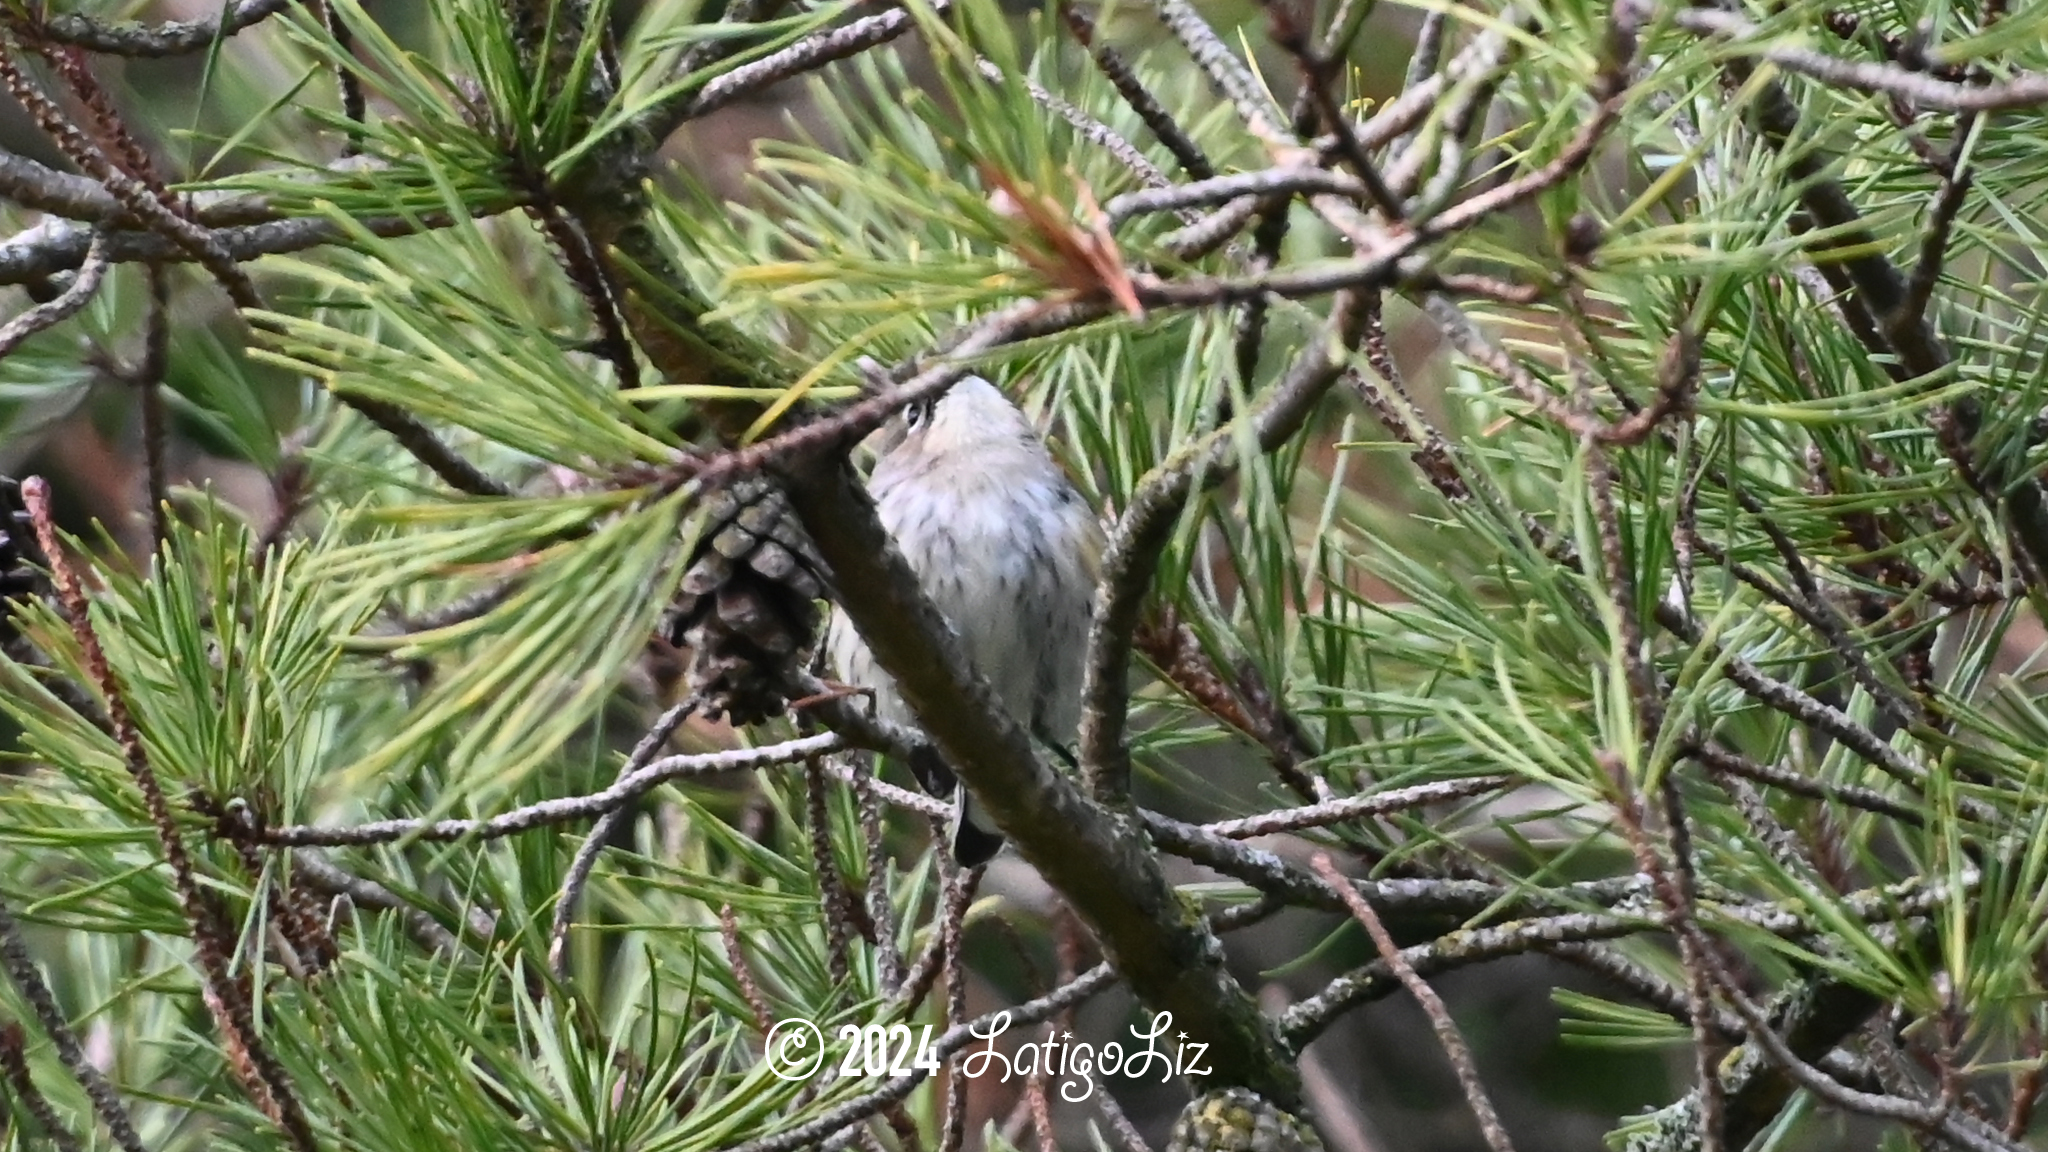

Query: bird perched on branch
left=827, top=374, right=1105, bottom=865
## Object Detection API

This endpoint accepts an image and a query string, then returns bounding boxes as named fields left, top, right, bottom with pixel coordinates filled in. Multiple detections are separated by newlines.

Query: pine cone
left=0, top=477, right=46, bottom=646
left=665, top=475, right=829, bottom=726
left=1167, top=1089, right=1323, bottom=1152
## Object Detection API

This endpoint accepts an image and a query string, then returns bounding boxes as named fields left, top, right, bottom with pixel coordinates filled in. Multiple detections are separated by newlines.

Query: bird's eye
left=902, top=400, right=933, bottom=429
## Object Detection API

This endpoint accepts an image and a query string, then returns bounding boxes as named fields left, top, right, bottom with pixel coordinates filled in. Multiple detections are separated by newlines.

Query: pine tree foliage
left=3, top=0, right=2048, bottom=1150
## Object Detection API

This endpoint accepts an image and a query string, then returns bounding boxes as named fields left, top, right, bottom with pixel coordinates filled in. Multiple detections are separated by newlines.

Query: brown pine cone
left=1167, top=1088, right=1323, bottom=1152
left=0, top=477, right=47, bottom=647
left=665, top=474, right=829, bottom=726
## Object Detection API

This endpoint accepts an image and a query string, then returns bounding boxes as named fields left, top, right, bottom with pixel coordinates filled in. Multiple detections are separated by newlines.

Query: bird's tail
left=908, top=744, right=1004, bottom=866
left=949, top=790, right=1005, bottom=867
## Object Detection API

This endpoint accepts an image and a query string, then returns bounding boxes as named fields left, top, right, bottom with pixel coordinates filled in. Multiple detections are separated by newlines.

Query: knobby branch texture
left=5, top=2, right=2048, bottom=1152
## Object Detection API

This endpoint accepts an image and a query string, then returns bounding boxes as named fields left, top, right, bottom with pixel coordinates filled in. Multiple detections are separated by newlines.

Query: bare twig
left=1081, top=289, right=1367, bottom=803
left=1150, top=0, right=1290, bottom=143
left=0, top=230, right=109, bottom=358
left=1267, top=10, right=1403, bottom=220
left=1689, top=744, right=1925, bottom=826
left=21, top=478, right=316, bottom=1152
left=1026, top=1063, right=1057, bottom=1152
left=137, top=262, right=170, bottom=550
left=0, top=183, right=516, bottom=286
left=850, top=757, right=905, bottom=992
left=1133, top=613, right=1318, bottom=799
left=1279, top=908, right=1655, bottom=1047
left=290, top=851, right=468, bottom=956
left=0, top=1022, right=85, bottom=1152
left=1105, top=168, right=1378, bottom=225
left=938, top=861, right=974, bottom=1152
left=315, top=0, right=366, bottom=153
left=660, top=2, right=945, bottom=132
left=1426, top=298, right=1696, bottom=447
left=341, top=394, right=512, bottom=497
left=249, top=731, right=841, bottom=847
left=1675, top=10, right=2048, bottom=112
left=1902, top=112, right=1977, bottom=328
left=548, top=698, right=699, bottom=976
left=1311, top=854, right=1518, bottom=1152
left=1096, top=1087, right=1155, bottom=1152
left=0, top=36, right=260, bottom=309
left=722, top=903, right=778, bottom=1036
left=29, top=1, right=296, bottom=57
left=1060, top=2, right=1213, bottom=180
left=0, top=899, right=147, bottom=1152
left=1606, top=755, right=1724, bottom=1152
left=1545, top=942, right=1742, bottom=1041
left=976, top=58, right=1179, bottom=197
left=1199, top=776, right=1510, bottom=839
left=889, top=859, right=980, bottom=1015
left=806, top=757, right=857, bottom=989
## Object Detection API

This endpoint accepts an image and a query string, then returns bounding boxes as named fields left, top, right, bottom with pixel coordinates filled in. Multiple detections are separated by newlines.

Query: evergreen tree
left=4, top=1, right=2048, bottom=1150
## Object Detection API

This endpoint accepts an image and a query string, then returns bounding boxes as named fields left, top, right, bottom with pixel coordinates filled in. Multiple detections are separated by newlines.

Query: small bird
left=826, top=374, right=1105, bottom=865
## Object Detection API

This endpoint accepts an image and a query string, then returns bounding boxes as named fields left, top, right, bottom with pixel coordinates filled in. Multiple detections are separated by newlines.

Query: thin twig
left=0, top=898, right=147, bottom=1152
left=1692, top=741, right=1924, bottom=824
left=137, top=262, right=170, bottom=551
left=341, top=394, right=512, bottom=497
left=0, top=230, right=109, bottom=358
left=721, top=903, right=778, bottom=1036
left=1027, top=1064, right=1058, bottom=1152
left=1629, top=758, right=1725, bottom=1152
left=1060, top=2, right=1213, bottom=180
left=1674, top=10, right=2048, bottom=112
left=1200, top=776, right=1510, bottom=839
left=889, top=859, right=980, bottom=1015
left=290, top=851, right=468, bottom=956
left=976, top=58, right=1179, bottom=198
left=1279, top=908, right=1656, bottom=1047
left=316, top=0, right=366, bottom=154
left=1081, top=290, right=1367, bottom=801
left=0, top=1022, right=86, bottom=1152
left=0, top=37, right=260, bottom=309
left=1268, top=13, right=1403, bottom=220
left=249, top=731, right=842, bottom=847
left=1132, top=613, right=1317, bottom=799
left=1105, top=168, right=1377, bottom=225
left=850, top=757, right=905, bottom=992
left=1096, top=1087, right=1155, bottom=1152
left=1311, top=854, right=1518, bottom=1152
left=806, top=757, right=857, bottom=989
left=1150, top=0, right=1290, bottom=143
left=1545, top=942, right=1742, bottom=1041
left=21, top=478, right=317, bottom=1152
left=548, top=698, right=700, bottom=976
left=0, top=187, right=516, bottom=286
left=1902, top=111, right=1977, bottom=328
left=938, top=863, right=974, bottom=1152
left=661, top=2, right=945, bottom=132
